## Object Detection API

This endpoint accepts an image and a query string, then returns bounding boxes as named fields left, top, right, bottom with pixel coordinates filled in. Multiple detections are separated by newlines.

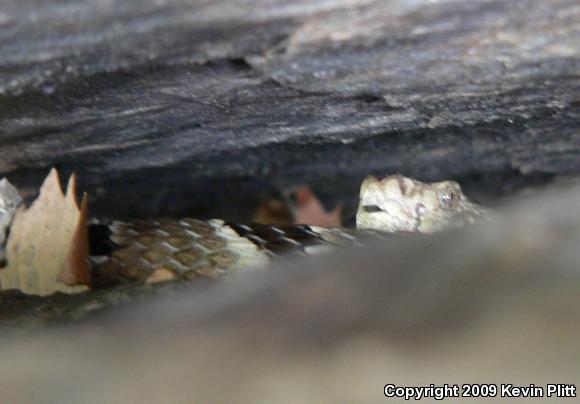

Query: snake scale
left=0, top=175, right=489, bottom=286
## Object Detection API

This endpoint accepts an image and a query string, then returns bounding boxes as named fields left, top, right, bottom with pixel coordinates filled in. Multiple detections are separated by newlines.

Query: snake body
left=90, top=219, right=376, bottom=285
left=0, top=174, right=488, bottom=286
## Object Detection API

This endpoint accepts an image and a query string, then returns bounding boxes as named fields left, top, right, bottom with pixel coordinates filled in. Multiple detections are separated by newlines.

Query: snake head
left=0, top=178, right=22, bottom=263
left=356, top=174, right=476, bottom=233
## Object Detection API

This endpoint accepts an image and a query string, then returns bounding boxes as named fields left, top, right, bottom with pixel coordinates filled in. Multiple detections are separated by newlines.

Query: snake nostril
left=363, top=205, right=383, bottom=213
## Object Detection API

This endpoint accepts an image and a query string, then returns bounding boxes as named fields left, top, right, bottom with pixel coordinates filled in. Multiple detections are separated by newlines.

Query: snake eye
left=363, top=205, right=383, bottom=213
left=415, top=203, right=426, bottom=215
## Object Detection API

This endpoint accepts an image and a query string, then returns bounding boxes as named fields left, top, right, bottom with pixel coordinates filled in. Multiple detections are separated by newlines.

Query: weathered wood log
left=1, top=0, right=579, bottom=220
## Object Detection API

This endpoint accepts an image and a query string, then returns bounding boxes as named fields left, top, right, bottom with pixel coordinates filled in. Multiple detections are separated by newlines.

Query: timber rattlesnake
left=0, top=175, right=488, bottom=286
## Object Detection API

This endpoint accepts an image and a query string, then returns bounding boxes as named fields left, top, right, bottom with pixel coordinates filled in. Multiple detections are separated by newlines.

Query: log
left=1, top=0, right=579, bottom=219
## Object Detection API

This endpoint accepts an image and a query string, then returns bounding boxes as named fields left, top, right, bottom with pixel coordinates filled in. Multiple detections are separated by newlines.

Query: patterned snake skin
left=0, top=174, right=487, bottom=287
left=86, top=174, right=489, bottom=286
left=90, top=219, right=382, bottom=286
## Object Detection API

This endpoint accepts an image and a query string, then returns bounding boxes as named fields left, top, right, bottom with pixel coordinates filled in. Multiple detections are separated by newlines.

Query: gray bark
left=1, top=0, right=579, bottom=219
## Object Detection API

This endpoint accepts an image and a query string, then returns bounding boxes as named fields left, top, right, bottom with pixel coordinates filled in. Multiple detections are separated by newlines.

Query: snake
left=0, top=175, right=489, bottom=286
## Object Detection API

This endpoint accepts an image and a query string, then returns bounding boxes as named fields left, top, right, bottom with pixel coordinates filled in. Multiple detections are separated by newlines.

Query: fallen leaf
left=293, top=187, right=342, bottom=227
left=254, top=187, right=343, bottom=227
left=253, top=199, right=293, bottom=225
left=0, top=169, right=91, bottom=296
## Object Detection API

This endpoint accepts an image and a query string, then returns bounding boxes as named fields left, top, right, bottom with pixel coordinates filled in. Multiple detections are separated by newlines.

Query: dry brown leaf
left=293, top=187, right=342, bottom=227
left=0, top=169, right=91, bottom=296
left=253, top=199, right=293, bottom=226
left=254, top=187, right=342, bottom=227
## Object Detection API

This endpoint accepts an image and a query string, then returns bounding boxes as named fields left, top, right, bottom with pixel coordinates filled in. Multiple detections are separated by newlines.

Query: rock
left=1, top=178, right=580, bottom=401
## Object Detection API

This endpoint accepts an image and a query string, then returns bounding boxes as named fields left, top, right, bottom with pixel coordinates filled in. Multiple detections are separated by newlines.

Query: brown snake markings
left=0, top=174, right=488, bottom=286
left=90, top=219, right=370, bottom=285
